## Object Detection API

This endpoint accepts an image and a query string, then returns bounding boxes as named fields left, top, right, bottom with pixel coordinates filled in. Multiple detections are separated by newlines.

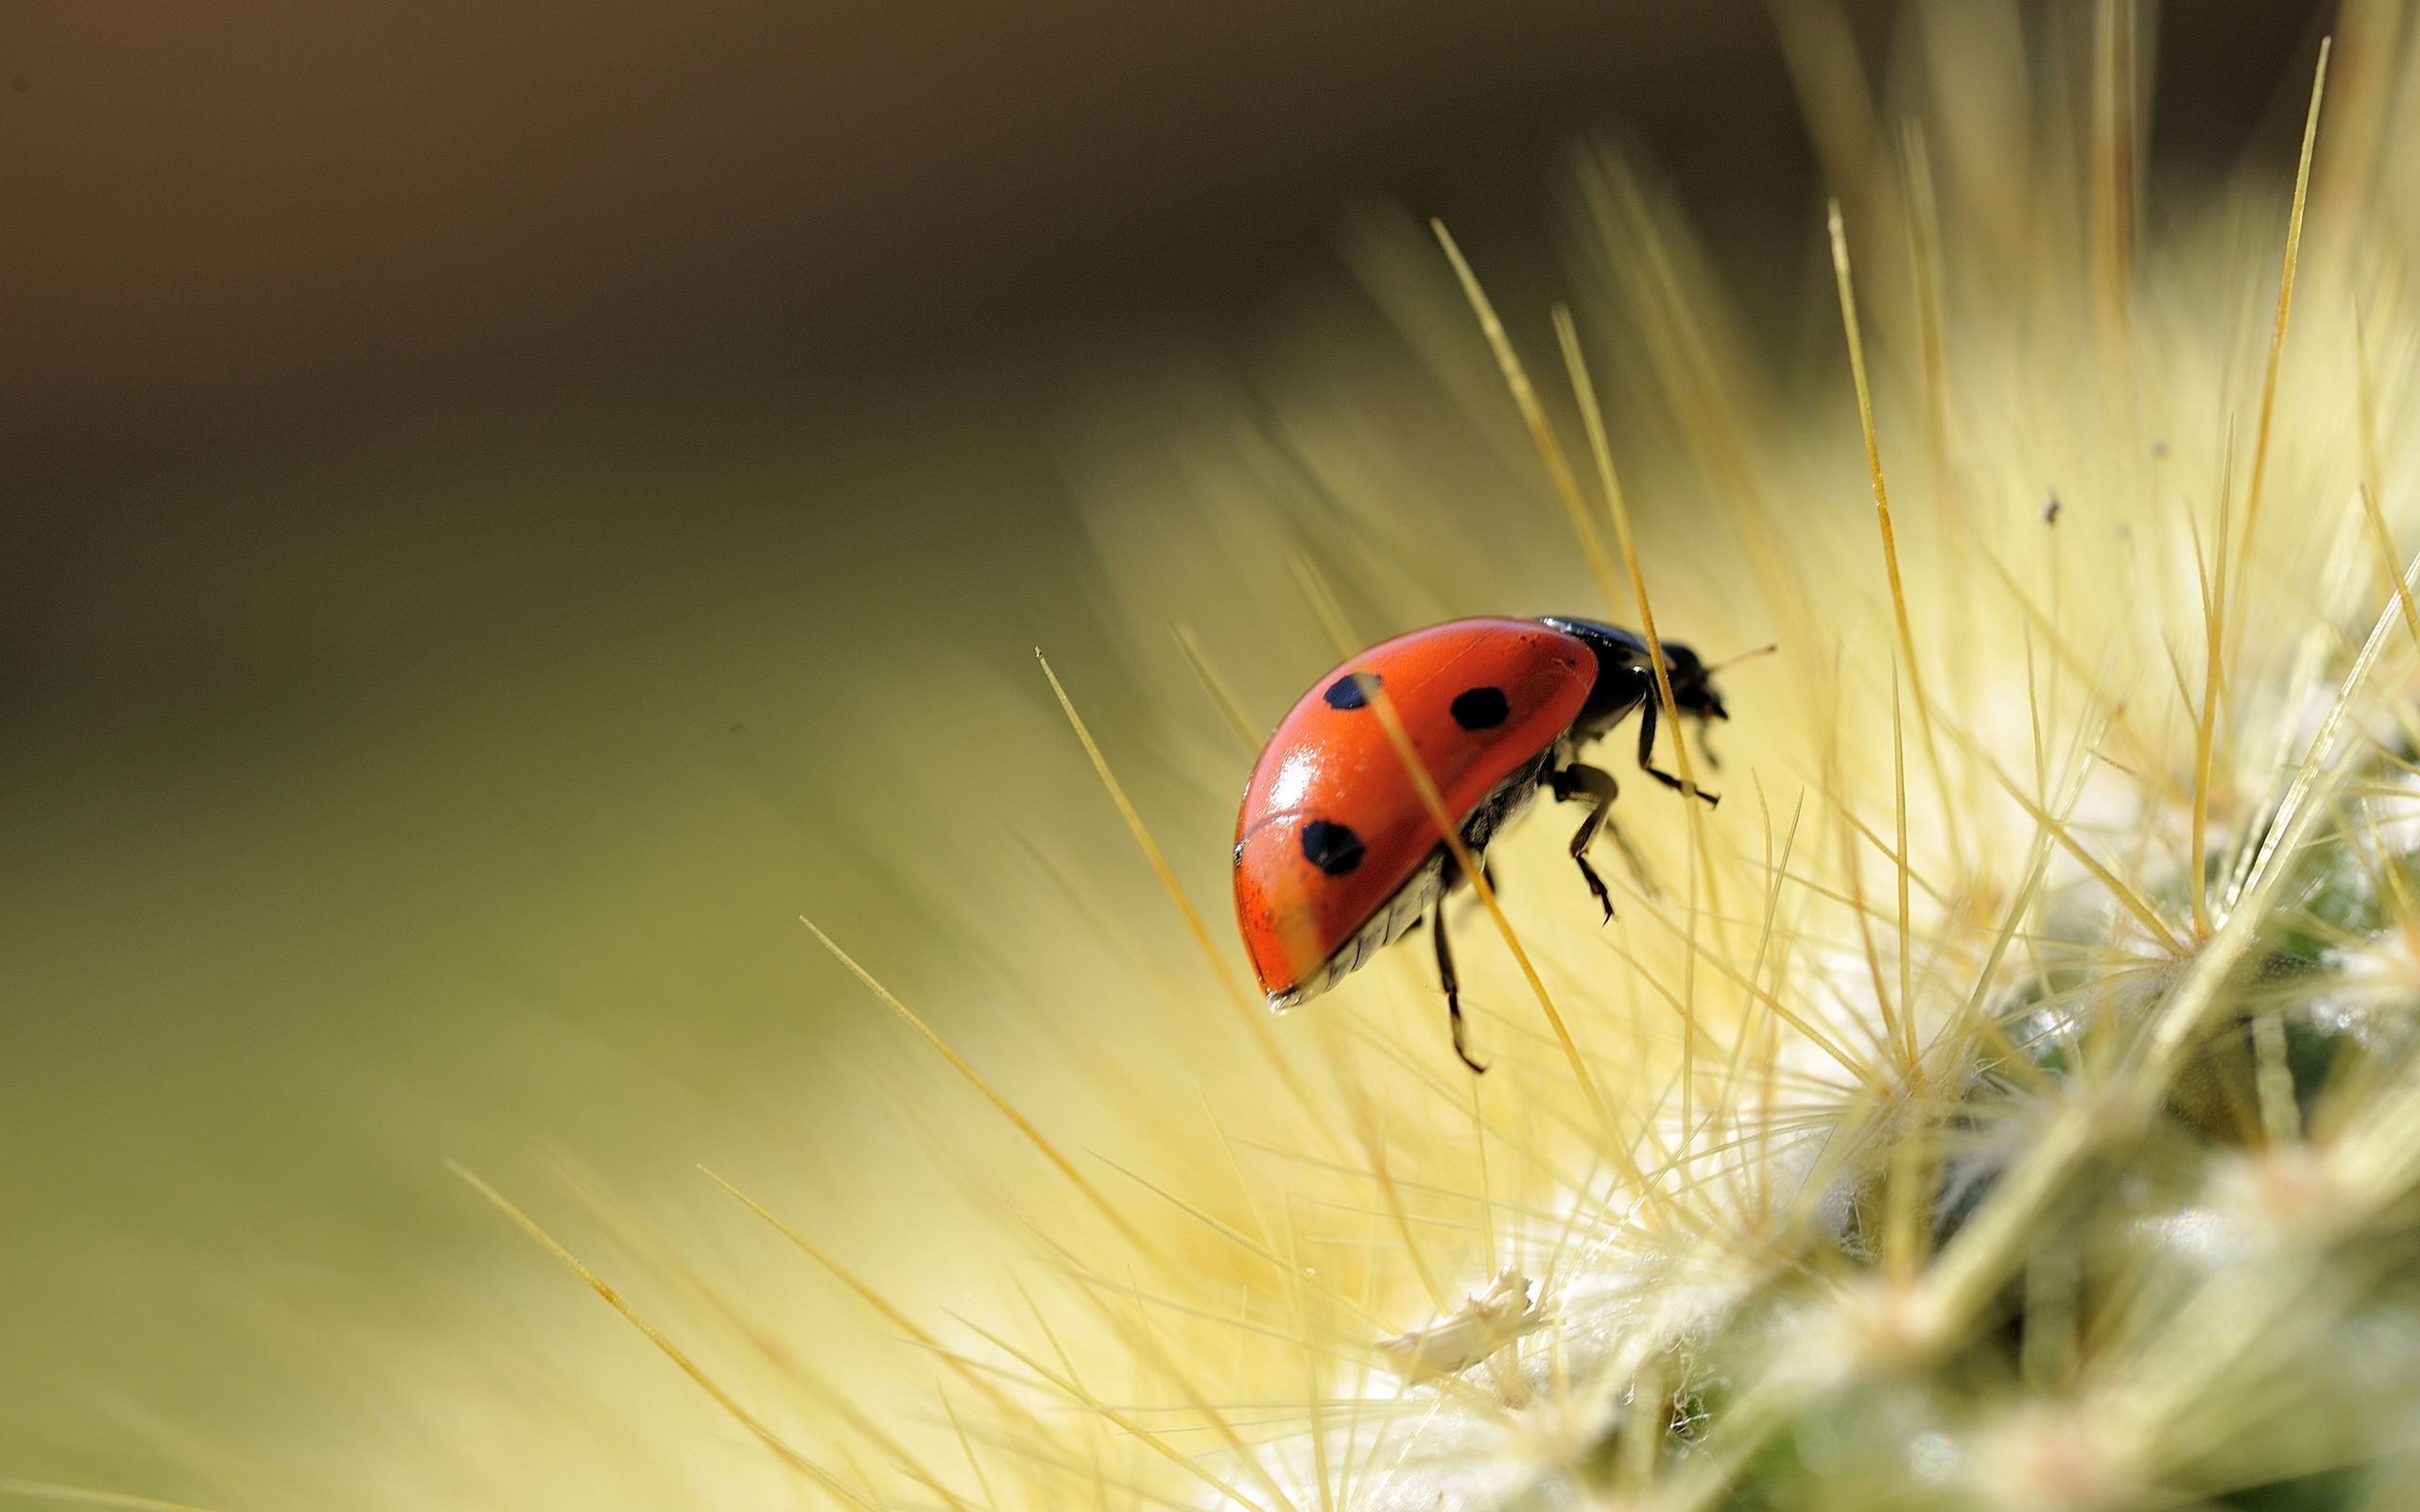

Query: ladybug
left=1232, top=616, right=1729, bottom=1072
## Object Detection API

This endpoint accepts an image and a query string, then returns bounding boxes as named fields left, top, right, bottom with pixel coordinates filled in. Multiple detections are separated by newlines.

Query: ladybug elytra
left=1232, top=616, right=1729, bottom=1072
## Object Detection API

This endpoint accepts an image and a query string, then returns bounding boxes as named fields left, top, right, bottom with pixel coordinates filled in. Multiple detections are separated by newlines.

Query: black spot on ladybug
left=1324, top=674, right=1378, bottom=710
left=1301, top=819, right=1365, bottom=875
left=1450, top=686, right=1511, bottom=730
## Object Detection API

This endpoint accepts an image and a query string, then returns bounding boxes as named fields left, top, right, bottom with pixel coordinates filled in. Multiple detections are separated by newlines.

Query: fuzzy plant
left=430, top=5, right=2420, bottom=1512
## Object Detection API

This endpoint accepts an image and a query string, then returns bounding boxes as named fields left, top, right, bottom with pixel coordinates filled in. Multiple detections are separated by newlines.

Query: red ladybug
left=1233, top=616, right=1728, bottom=1072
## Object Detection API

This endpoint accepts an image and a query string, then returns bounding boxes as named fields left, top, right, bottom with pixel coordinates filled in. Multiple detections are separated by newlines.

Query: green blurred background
left=0, top=0, right=2329, bottom=1497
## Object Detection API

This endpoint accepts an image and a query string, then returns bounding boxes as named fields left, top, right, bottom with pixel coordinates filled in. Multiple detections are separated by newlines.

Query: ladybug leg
left=1635, top=697, right=1720, bottom=806
left=1431, top=887, right=1487, bottom=1074
left=1549, top=762, right=1620, bottom=922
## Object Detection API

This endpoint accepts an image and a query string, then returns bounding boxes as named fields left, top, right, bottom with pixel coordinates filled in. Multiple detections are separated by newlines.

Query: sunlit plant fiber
left=442, top=4, right=2420, bottom=1510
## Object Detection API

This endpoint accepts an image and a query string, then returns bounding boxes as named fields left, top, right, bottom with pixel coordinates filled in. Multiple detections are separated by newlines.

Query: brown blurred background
left=0, top=0, right=2331, bottom=1496
left=2, top=2, right=2333, bottom=471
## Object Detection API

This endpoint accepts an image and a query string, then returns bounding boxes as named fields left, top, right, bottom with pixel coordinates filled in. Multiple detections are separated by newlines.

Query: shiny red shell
left=1233, top=618, right=1596, bottom=1005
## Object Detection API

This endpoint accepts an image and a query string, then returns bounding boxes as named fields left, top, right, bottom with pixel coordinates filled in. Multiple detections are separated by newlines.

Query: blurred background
left=0, top=0, right=2331, bottom=1500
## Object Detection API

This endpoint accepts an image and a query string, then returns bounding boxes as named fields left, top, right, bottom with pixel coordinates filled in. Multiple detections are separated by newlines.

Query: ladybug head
left=1657, top=641, right=1729, bottom=723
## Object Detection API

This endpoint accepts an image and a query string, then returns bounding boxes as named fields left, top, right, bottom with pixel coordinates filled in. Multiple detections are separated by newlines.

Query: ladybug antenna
left=1705, top=642, right=1778, bottom=675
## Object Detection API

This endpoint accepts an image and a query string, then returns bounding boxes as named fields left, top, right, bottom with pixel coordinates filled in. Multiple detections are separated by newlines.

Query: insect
left=1232, top=616, right=1733, bottom=1073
